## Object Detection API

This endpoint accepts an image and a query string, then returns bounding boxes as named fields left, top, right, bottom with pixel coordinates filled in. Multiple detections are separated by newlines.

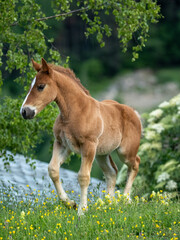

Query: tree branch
left=11, top=7, right=89, bottom=26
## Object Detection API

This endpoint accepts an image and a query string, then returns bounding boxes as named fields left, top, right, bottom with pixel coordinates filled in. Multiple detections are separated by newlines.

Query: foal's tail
left=134, top=110, right=143, bottom=136
left=109, top=155, right=118, bottom=175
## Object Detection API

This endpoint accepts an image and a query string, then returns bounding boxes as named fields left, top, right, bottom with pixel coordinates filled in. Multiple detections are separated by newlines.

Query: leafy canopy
left=0, top=0, right=161, bottom=86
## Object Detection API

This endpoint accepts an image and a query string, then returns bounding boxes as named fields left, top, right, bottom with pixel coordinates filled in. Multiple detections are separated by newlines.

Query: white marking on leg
left=78, top=185, right=88, bottom=216
left=20, top=77, right=36, bottom=114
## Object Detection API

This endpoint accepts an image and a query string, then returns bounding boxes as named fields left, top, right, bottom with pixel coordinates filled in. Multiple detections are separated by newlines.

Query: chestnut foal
left=20, top=58, right=141, bottom=215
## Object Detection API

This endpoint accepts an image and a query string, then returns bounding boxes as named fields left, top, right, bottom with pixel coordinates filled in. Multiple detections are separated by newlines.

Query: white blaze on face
left=20, top=77, right=37, bottom=114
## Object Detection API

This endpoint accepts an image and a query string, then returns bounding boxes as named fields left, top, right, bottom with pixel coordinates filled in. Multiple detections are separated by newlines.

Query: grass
left=0, top=185, right=179, bottom=240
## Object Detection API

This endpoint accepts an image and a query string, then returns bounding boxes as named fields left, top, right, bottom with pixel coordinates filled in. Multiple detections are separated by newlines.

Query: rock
left=98, top=69, right=179, bottom=113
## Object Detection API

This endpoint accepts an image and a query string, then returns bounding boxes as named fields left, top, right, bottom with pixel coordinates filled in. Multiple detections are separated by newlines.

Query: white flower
left=147, top=117, right=154, bottom=123
left=104, top=194, right=112, bottom=204
left=165, top=180, right=177, bottom=191
left=115, top=190, right=121, bottom=199
left=151, top=142, right=162, bottom=150
left=140, top=142, right=162, bottom=152
left=20, top=211, right=25, bottom=219
left=159, top=101, right=170, bottom=108
left=141, top=197, right=146, bottom=203
left=169, top=94, right=180, bottom=106
left=96, top=198, right=105, bottom=206
left=145, top=130, right=156, bottom=140
left=157, top=172, right=170, bottom=183
left=150, top=191, right=156, bottom=197
left=105, top=194, right=111, bottom=200
left=178, top=106, right=180, bottom=115
left=150, top=109, right=163, bottom=119
left=139, top=143, right=152, bottom=152
left=172, top=116, right=177, bottom=123
left=55, top=206, right=59, bottom=212
left=150, top=123, right=164, bottom=133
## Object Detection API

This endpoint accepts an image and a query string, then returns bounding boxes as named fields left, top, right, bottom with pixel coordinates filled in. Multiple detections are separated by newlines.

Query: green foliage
left=80, top=0, right=161, bottom=59
left=156, top=68, right=180, bottom=87
left=0, top=97, right=58, bottom=168
left=0, top=0, right=161, bottom=86
left=136, top=94, right=180, bottom=195
left=128, top=1, right=180, bottom=69
left=80, top=58, right=105, bottom=83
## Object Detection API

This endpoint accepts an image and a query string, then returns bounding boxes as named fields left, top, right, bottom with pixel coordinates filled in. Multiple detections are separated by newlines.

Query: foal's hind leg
left=117, top=149, right=140, bottom=195
left=96, top=155, right=118, bottom=196
left=48, top=140, right=76, bottom=208
left=123, top=156, right=140, bottom=195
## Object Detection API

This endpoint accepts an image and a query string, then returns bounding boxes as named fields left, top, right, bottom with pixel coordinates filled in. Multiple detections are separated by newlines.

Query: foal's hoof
left=78, top=206, right=88, bottom=216
left=65, top=200, right=77, bottom=210
left=71, top=200, right=77, bottom=210
left=124, top=194, right=132, bottom=203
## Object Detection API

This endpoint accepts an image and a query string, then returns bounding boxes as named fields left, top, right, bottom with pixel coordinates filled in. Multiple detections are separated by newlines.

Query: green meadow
left=0, top=186, right=179, bottom=240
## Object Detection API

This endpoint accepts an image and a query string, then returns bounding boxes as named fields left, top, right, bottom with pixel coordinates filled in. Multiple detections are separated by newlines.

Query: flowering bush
left=136, top=94, right=180, bottom=195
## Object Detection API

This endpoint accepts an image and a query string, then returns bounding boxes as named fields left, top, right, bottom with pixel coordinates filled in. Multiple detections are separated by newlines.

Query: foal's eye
left=37, top=84, right=46, bottom=92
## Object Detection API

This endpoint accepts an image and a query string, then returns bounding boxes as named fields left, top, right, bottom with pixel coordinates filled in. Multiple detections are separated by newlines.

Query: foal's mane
left=50, top=64, right=90, bottom=96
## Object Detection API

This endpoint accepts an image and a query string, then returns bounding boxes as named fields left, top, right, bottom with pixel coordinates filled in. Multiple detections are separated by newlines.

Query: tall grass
left=0, top=184, right=179, bottom=240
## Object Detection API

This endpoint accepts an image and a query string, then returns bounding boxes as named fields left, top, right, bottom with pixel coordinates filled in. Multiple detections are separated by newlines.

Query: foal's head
left=20, top=58, right=57, bottom=119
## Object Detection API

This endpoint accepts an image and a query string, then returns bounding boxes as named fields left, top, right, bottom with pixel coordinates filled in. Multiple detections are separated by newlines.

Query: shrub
left=136, top=94, right=180, bottom=195
left=0, top=97, right=58, bottom=169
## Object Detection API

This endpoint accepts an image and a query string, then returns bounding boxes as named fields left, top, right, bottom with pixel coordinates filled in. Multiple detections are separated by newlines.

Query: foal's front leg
left=78, top=141, right=96, bottom=215
left=48, top=140, right=76, bottom=208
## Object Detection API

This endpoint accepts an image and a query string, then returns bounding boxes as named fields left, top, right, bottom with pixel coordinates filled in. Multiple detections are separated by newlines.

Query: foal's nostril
left=22, top=108, right=27, bottom=118
left=30, top=110, right=35, bottom=119
left=21, top=107, right=35, bottom=119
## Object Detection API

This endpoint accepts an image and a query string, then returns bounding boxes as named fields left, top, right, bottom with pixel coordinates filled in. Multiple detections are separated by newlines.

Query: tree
left=0, top=0, right=161, bottom=166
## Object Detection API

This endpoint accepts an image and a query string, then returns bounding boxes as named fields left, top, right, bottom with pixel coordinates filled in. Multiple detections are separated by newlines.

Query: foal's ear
left=41, top=58, right=52, bottom=74
left=32, top=59, right=41, bottom=72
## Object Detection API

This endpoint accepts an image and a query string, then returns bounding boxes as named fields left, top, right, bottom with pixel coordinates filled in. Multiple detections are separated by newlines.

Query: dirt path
left=98, top=69, right=179, bottom=113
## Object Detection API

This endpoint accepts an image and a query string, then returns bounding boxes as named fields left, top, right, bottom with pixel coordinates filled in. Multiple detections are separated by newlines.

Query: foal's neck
left=54, top=71, right=89, bottom=120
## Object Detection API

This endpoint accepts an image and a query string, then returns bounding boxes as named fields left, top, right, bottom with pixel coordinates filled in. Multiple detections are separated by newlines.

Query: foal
left=20, top=58, right=141, bottom=215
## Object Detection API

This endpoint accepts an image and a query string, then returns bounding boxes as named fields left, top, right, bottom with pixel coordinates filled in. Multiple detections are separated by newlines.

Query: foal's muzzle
left=21, top=107, right=35, bottom=119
